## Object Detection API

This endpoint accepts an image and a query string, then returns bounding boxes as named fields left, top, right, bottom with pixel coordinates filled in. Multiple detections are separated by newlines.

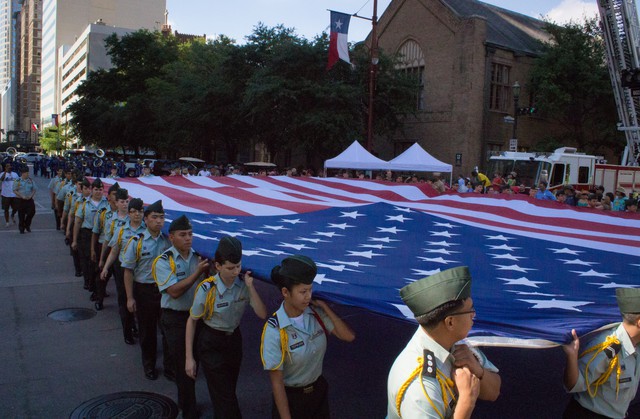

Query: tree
left=39, top=126, right=69, bottom=154
left=529, top=18, right=622, bottom=156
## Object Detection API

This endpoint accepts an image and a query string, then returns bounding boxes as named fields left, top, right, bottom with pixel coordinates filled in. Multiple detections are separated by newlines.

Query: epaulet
left=267, top=313, right=280, bottom=329
left=99, top=208, right=107, bottom=213
left=159, top=249, right=174, bottom=260
left=131, top=232, right=144, bottom=241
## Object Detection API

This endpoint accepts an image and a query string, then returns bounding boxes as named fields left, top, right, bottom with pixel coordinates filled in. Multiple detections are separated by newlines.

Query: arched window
left=396, top=40, right=425, bottom=110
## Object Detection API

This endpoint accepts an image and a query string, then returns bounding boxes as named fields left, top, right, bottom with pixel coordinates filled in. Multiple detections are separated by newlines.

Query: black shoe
left=19, top=230, right=25, bottom=234
left=75, top=272, right=83, bottom=277
left=131, top=327, right=139, bottom=338
left=25, top=226, right=31, bottom=232
left=90, top=292, right=97, bottom=301
left=124, top=336, right=135, bottom=345
left=164, top=370, right=176, bottom=382
left=144, top=369, right=158, bottom=380
left=83, top=283, right=89, bottom=290
left=94, top=302, right=103, bottom=311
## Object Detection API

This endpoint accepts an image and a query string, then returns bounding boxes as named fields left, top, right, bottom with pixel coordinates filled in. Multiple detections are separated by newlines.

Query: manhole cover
left=70, top=391, right=178, bottom=419
left=48, top=308, right=96, bottom=322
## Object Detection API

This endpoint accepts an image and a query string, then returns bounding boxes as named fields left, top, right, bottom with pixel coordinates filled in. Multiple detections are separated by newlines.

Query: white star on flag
left=258, top=248, right=289, bottom=255
left=194, top=233, right=217, bottom=241
left=242, top=250, right=269, bottom=257
left=315, top=263, right=361, bottom=273
left=346, top=250, right=384, bottom=259
left=569, top=269, right=615, bottom=278
left=215, top=217, right=241, bottom=224
left=417, top=257, right=457, bottom=264
left=328, top=223, right=355, bottom=230
left=340, top=211, right=365, bottom=219
left=518, top=298, right=592, bottom=312
left=369, top=237, right=400, bottom=243
left=549, top=248, right=584, bottom=255
left=262, top=225, right=288, bottom=231
left=486, top=244, right=521, bottom=251
left=296, top=237, right=330, bottom=244
left=313, top=231, right=344, bottom=238
left=426, top=241, right=458, bottom=247
left=241, top=229, right=270, bottom=235
left=314, top=273, right=347, bottom=285
left=430, top=231, right=459, bottom=238
left=506, top=291, right=559, bottom=297
left=493, top=264, right=537, bottom=273
left=334, top=19, right=343, bottom=30
left=215, top=230, right=249, bottom=238
left=281, top=218, right=306, bottom=224
left=485, top=234, right=512, bottom=241
left=489, top=253, right=526, bottom=261
left=278, top=243, right=315, bottom=251
left=359, top=244, right=393, bottom=249
left=391, top=303, right=415, bottom=319
left=386, top=214, right=413, bottom=223
left=423, top=248, right=460, bottom=255
left=393, top=206, right=413, bottom=213
left=412, top=268, right=442, bottom=276
left=499, top=277, right=547, bottom=288
left=329, top=260, right=375, bottom=268
left=192, top=219, right=214, bottom=225
left=377, top=226, right=406, bottom=234
left=433, top=222, right=457, bottom=229
left=587, top=282, right=638, bottom=289
left=558, top=259, right=597, bottom=266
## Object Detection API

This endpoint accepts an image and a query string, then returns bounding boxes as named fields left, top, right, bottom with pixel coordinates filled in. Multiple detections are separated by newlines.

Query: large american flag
left=101, top=175, right=640, bottom=347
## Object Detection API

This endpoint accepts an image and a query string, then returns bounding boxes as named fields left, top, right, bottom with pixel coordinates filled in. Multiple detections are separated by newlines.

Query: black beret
left=128, top=198, right=143, bottom=211
left=271, top=255, right=317, bottom=286
left=108, top=182, right=120, bottom=193
left=216, top=236, right=242, bottom=264
left=91, top=178, right=103, bottom=188
left=144, top=200, right=164, bottom=215
left=169, top=214, right=192, bottom=232
left=81, top=178, right=91, bottom=187
left=115, top=188, right=128, bottom=200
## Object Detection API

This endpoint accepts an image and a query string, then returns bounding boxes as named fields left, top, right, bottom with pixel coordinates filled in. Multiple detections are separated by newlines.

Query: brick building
left=372, top=0, right=556, bottom=177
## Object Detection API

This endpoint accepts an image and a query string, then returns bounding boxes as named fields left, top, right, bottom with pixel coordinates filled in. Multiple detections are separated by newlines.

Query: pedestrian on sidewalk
left=12, top=167, right=37, bottom=234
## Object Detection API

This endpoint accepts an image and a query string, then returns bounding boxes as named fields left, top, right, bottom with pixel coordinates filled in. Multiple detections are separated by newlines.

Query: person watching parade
left=185, top=236, right=267, bottom=418
left=535, top=180, right=557, bottom=201
left=563, top=288, right=640, bottom=418
left=12, top=167, right=38, bottom=234
left=261, top=255, right=355, bottom=419
left=121, top=200, right=172, bottom=380
left=153, top=214, right=210, bottom=419
left=1, top=162, right=19, bottom=227
left=387, top=267, right=501, bottom=419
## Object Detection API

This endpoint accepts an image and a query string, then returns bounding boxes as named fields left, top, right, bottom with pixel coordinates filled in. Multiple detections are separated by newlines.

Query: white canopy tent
left=387, top=142, right=453, bottom=184
left=324, top=140, right=389, bottom=172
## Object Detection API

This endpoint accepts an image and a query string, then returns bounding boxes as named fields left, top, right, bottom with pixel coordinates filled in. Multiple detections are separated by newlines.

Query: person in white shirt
left=197, top=167, right=211, bottom=176
left=1, top=163, right=19, bottom=227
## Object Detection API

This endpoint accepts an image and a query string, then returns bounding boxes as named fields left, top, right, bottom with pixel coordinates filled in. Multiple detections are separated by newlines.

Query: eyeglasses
left=448, top=308, right=476, bottom=318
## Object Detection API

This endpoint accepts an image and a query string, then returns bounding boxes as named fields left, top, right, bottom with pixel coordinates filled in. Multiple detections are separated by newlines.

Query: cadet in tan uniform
left=387, top=267, right=501, bottom=419
left=563, top=288, right=640, bottom=419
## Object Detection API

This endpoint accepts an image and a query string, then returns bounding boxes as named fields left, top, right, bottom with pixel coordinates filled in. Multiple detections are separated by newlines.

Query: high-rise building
left=0, top=0, right=21, bottom=135
left=41, top=0, right=165, bottom=127
left=17, top=0, right=41, bottom=143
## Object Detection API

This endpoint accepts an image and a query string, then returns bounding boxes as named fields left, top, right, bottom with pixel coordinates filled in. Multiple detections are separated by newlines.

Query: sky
left=164, top=0, right=599, bottom=44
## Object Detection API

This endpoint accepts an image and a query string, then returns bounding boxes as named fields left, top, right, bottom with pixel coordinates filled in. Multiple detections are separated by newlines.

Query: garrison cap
left=216, top=236, right=242, bottom=264
left=115, top=188, right=128, bottom=200
left=271, top=255, right=317, bottom=285
left=91, top=178, right=103, bottom=188
left=169, top=214, right=192, bottom=232
left=400, top=266, right=472, bottom=317
left=81, top=178, right=91, bottom=188
left=128, top=198, right=143, bottom=211
left=144, top=200, right=164, bottom=215
left=108, top=182, right=120, bottom=193
left=616, top=288, right=640, bottom=313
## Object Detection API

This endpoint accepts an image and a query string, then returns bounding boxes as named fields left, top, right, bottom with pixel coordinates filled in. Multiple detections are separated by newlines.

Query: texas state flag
left=327, top=11, right=351, bottom=70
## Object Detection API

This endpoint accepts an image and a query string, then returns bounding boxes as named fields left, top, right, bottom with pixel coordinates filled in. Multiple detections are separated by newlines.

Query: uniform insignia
left=620, top=377, right=631, bottom=383
left=291, top=331, right=298, bottom=340
left=290, top=341, right=304, bottom=350
left=604, top=341, right=621, bottom=359
left=421, top=349, right=437, bottom=378
left=267, top=315, right=279, bottom=329
left=216, top=302, right=229, bottom=308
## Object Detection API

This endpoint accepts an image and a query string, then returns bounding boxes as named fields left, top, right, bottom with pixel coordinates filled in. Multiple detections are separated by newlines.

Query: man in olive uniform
left=563, top=288, right=640, bottom=419
left=122, top=200, right=172, bottom=380
left=12, top=168, right=37, bottom=234
left=90, top=182, right=119, bottom=310
left=153, top=214, right=209, bottom=418
left=387, top=267, right=501, bottom=419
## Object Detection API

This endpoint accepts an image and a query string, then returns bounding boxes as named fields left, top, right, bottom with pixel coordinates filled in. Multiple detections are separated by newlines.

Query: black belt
left=285, top=377, right=322, bottom=394
left=134, top=282, right=157, bottom=288
left=203, top=326, right=236, bottom=336
left=161, top=308, right=189, bottom=314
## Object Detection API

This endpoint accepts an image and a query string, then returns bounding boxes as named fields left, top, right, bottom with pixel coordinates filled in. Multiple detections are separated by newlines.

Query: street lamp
left=512, top=81, right=520, bottom=141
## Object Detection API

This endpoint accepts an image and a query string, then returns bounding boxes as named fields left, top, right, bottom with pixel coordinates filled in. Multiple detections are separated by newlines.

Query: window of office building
left=396, top=39, right=425, bottom=111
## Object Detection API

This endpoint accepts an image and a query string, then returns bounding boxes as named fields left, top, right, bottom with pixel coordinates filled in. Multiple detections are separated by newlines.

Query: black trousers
left=161, top=309, right=197, bottom=419
left=94, top=242, right=109, bottom=303
left=113, top=261, right=135, bottom=340
left=562, top=398, right=612, bottom=419
left=272, top=375, right=330, bottom=419
left=78, top=228, right=95, bottom=291
left=68, top=220, right=82, bottom=275
left=55, top=199, right=64, bottom=230
left=16, top=198, right=35, bottom=233
left=133, top=282, right=172, bottom=373
left=198, top=326, right=243, bottom=419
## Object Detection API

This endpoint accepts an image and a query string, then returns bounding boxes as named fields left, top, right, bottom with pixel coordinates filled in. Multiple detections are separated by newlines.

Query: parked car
left=23, top=152, right=45, bottom=163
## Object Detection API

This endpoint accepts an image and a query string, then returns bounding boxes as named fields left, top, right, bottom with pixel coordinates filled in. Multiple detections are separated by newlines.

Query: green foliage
left=69, top=26, right=416, bottom=164
left=529, top=18, right=623, bottom=156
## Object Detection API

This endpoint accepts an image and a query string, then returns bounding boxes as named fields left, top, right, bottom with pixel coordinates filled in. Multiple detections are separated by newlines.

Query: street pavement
left=1, top=169, right=638, bottom=418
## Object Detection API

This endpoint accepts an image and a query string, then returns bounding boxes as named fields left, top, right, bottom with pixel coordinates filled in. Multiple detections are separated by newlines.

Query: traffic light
left=517, top=107, right=538, bottom=116
left=620, top=68, right=640, bottom=88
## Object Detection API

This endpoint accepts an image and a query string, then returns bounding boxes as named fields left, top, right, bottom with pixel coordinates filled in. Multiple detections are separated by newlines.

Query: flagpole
left=366, top=0, right=378, bottom=152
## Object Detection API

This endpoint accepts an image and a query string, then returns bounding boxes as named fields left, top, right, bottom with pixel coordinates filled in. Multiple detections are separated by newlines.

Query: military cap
left=108, top=182, right=120, bottom=194
left=128, top=198, right=143, bottom=211
left=271, top=255, right=317, bottom=286
left=91, top=178, right=103, bottom=188
left=216, top=236, right=242, bottom=264
left=81, top=177, right=91, bottom=188
left=400, top=266, right=472, bottom=317
left=115, top=188, right=128, bottom=200
left=144, top=200, right=164, bottom=215
left=616, top=288, right=640, bottom=313
left=169, top=214, right=192, bottom=232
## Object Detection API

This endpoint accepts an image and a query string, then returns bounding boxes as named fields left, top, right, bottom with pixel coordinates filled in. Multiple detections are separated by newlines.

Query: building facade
left=40, top=0, right=165, bottom=127
left=17, top=0, right=41, bottom=143
left=373, top=0, right=554, bottom=177
left=0, top=0, right=21, bottom=135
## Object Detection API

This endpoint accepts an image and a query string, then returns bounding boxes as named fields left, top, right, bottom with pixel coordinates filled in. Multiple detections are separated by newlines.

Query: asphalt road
left=1, top=170, right=637, bottom=418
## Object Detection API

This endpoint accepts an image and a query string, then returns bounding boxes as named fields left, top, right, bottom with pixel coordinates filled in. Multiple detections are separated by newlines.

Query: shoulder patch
left=267, top=314, right=280, bottom=329
left=160, top=249, right=174, bottom=260
left=421, top=349, right=437, bottom=378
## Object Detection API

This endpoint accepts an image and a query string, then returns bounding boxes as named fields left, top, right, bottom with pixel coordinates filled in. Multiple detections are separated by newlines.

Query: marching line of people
left=39, top=167, right=640, bottom=418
